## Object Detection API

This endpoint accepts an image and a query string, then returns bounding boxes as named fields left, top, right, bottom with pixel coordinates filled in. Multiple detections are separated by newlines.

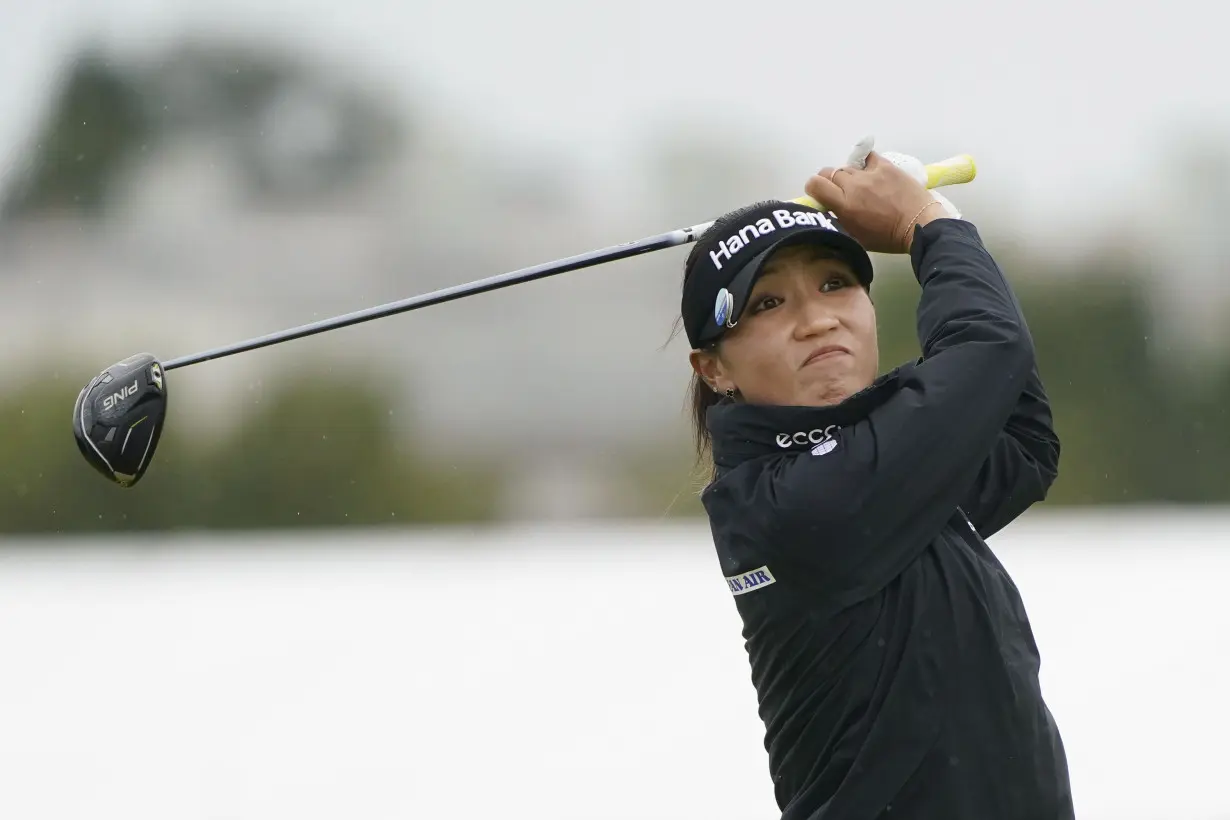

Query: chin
left=810, top=392, right=852, bottom=408
left=797, top=376, right=865, bottom=407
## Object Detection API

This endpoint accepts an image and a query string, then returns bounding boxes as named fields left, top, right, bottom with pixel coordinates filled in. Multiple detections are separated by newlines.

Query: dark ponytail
left=674, top=205, right=776, bottom=479
left=688, top=360, right=724, bottom=466
left=666, top=310, right=721, bottom=474
left=670, top=201, right=781, bottom=479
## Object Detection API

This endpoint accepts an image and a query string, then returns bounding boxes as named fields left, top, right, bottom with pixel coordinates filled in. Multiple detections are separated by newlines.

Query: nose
left=792, top=292, right=840, bottom=340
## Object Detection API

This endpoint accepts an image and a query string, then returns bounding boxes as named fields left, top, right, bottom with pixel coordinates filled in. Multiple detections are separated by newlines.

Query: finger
left=826, top=165, right=858, bottom=186
left=805, top=170, right=847, bottom=212
left=845, top=135, right=875, bottom=169
left=834, top=166, right=864, bottom=189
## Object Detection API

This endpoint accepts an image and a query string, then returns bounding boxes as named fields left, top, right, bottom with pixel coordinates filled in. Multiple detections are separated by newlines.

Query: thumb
left=862, top=150, right=886, bottom=171
left=804, top=169, right=847, bottom=213
left=845, top=135, right=875, bottom=169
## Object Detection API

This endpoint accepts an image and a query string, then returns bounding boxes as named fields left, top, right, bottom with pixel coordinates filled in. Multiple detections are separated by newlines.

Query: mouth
left=802, top=345, right=851, bottom=368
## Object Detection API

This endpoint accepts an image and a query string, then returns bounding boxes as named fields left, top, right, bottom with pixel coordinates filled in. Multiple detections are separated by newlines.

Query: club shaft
left=162, top=221, right=713, bottom=371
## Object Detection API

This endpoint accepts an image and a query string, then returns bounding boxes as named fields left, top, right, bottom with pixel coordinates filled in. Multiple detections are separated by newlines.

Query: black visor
left=681, top=201, right=873, bottom=349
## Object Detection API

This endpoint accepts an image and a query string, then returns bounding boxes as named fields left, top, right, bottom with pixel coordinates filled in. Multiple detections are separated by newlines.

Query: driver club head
left=73, top=353, right=168, bottom=488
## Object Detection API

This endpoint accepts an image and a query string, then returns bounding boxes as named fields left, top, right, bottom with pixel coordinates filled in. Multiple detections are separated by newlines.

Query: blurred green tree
left=834, top=252, right=1164, bottom=505
left=621, top=244, right=1230, bottom=513
left=188, top=372, right=499, bottom=529
left=0, top=38, right=407, bottom=221
left=0, top=48, right=149, bottom=220
left=0, top=367, right=499, bottom=534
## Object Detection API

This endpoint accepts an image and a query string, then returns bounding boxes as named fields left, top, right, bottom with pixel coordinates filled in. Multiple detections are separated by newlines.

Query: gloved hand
left=842, top=136, right=962, bottom=220
left=807, top=150, right=947, bottom=254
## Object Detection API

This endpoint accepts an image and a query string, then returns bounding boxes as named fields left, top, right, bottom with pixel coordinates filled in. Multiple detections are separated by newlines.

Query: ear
left=689, top=348, right=731, bottom=394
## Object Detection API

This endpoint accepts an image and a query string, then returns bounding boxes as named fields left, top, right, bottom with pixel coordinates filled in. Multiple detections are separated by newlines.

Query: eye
left=820, top=275, right=849, bottom=293
left=751, top=295, right=782, bottom=313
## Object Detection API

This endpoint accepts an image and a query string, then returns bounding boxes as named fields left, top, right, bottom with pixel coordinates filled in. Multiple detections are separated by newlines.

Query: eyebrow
left=761, top=252, right=851, bottom=278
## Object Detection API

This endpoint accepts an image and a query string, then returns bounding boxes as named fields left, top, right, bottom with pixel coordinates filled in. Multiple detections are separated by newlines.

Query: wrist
left=912, top=200, right=947, bottom=229
left=900, top=199, right=947, bottom=249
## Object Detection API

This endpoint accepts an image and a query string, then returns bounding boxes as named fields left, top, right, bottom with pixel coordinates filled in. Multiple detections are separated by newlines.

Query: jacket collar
left=707, top=365, right=908, bottom=469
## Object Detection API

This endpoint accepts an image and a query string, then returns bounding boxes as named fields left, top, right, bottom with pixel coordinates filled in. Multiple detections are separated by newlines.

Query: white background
left=2, top=509, right=1227, bottom=819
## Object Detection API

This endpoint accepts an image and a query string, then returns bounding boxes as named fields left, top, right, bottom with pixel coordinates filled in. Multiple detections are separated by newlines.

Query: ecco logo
left=102, top=379, right=139, bottom=411
left=776, top=425, right=839, bottom=449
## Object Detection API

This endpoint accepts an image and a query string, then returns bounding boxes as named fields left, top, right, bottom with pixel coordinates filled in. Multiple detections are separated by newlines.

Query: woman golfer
left=679, top=152, right=1073, bottom=819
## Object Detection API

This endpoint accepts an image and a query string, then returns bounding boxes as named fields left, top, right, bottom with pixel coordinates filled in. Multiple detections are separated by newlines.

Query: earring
left=725, top=388, right=735, bottom=400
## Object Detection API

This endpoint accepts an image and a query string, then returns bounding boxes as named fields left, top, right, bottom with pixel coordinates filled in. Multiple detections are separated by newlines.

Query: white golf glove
left=842, top=136, right=962, bottom=220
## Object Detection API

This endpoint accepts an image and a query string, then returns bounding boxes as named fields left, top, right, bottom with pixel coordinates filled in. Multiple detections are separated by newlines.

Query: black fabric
left=681, top=201, right=872, bottom=349
left=701, top=218, right=1073, bottom=820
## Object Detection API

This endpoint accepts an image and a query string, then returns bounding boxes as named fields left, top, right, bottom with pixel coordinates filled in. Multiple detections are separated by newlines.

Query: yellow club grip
left=790, top=153, right=977, bottom=210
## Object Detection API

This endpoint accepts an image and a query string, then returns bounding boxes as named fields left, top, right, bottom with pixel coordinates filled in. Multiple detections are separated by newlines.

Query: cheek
left=721, top=332, right=795, bottom=393
left=839, top=296, right=879, bottom=373
left=850, top=298, right=879, bottom=346
left=860, top=308, right=880, bottom=349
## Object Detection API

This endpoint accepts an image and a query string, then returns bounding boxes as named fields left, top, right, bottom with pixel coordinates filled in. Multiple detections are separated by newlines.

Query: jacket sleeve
left=716, top=218, right=1039, bottom=607
left=957, top=361, right=1060, bottom=539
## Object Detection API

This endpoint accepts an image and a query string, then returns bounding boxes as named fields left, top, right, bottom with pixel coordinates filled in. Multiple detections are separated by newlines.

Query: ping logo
left=726, top=565, right=777, bottom=597
left=102, top=379, right=139, bottom=411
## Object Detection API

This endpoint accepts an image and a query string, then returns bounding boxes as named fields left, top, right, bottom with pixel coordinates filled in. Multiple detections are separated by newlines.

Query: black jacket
left=702, top=218, right=1073, bottom=820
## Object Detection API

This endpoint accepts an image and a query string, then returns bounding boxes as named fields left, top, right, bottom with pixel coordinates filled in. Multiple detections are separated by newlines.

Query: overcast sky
left=1, top=0, right=1227, bottom=243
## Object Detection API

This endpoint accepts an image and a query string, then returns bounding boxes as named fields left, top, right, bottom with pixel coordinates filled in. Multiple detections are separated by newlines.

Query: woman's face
left=690, top=245, right=880, bottom=407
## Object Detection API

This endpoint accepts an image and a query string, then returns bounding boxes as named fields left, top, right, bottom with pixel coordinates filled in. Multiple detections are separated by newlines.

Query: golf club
left=72, top=153, right=977, bottom=487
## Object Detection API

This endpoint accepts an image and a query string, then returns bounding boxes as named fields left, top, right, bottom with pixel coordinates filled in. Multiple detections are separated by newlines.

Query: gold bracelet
left=902, top=199, right=942, bottom=246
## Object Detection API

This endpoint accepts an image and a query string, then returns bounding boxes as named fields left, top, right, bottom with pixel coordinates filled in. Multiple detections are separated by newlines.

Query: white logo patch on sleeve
left=725, top=565, right=777, bottom=596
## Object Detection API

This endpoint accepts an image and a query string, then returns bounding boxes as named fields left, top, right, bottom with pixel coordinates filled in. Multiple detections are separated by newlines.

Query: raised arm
left=708, top=216, right=1036, bottom=607
left=958, top=360, right=1060, bottom=539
